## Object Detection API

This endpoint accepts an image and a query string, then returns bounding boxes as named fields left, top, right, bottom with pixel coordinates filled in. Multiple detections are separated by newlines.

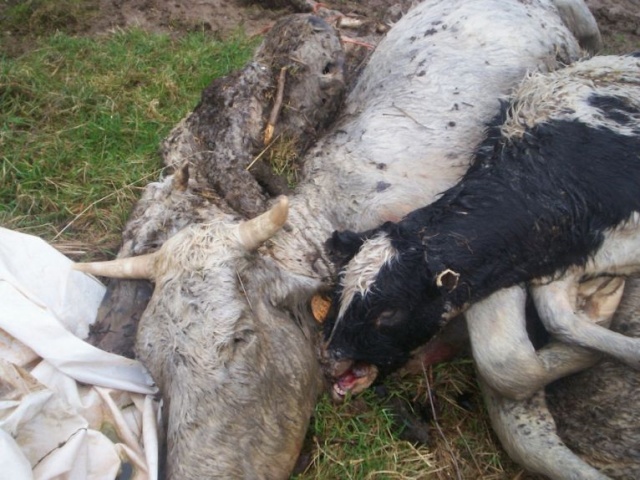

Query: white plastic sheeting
left=0, top=228, right=160, bottom=480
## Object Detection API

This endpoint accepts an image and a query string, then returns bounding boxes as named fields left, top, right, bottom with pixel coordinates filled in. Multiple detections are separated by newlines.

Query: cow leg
left=467, top=275, right=623, bottom=400
left=550, top=0, right=602, bottom=53
left=467, top=286, right=543, bottom=399
left=479, top=378, right=611, bottom=480
left=531, top=274, right=640, bottom=369
left=472, top=278, right=622, bottom=478
left=466, top=285, right=597, bottom=400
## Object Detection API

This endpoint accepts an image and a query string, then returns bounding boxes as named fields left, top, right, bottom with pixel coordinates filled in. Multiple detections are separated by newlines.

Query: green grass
left=303, top=389, right=439, bottom=479
left=296, top=360, right=527, bottom=480
left=0, top=29, right=258, bottom=255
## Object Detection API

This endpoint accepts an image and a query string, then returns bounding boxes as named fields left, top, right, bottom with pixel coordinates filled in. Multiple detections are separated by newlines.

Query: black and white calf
left=323, top=54, right=640, bottom=399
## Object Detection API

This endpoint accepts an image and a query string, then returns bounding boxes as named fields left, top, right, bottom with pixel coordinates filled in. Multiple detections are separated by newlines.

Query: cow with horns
left=73, top=0, right=604, bottom=478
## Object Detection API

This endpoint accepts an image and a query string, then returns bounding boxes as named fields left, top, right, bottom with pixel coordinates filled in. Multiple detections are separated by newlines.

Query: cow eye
left=375, top=309, right=404, bottom=329
left=230, top=329, right=255, bottom=355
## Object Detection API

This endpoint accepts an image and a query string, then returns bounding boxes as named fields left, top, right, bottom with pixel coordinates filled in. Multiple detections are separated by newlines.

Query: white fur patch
left=336, top=233, right=398, bottom=322
left=585, top=210, right=640, bottom=276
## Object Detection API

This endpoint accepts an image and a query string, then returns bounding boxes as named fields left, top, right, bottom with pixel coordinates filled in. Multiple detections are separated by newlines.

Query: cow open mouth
left=331, top=361, right=379, bottom=400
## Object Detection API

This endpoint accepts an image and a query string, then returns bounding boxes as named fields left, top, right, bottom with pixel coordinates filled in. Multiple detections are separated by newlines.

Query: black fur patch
left=428, top=113, right=640, bottom=306
left=325, top=101, right=640, bottom=373
left=589, top=94, right=637, bottom=125
left=324, top=229, right=367, bottom=267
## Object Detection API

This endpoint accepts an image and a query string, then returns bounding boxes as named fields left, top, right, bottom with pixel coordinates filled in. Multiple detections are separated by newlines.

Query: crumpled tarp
left=0, top=227, right=160, bottom=480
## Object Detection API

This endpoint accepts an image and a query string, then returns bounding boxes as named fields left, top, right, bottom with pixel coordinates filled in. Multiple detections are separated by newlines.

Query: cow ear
left=435, top=269, right=460, bottom=293
left=325, top=230, right=366, bottom=265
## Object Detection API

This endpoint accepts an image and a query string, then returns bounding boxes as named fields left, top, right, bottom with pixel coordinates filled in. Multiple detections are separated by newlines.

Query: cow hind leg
left=467, top=274, right=624, bottom=399
left=531, top=275, right=640, bottom=369
left=479, top=379, right=611, bottom=480
left=466, top=285, right=602, bottom=400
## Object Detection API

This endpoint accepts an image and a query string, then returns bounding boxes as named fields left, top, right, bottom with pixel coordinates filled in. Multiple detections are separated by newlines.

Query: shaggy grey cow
left=75, top=0, right=602, bottom=477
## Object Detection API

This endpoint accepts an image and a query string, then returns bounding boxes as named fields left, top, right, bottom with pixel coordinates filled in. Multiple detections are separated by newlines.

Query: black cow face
left=323, top=225, right=448, bottom=379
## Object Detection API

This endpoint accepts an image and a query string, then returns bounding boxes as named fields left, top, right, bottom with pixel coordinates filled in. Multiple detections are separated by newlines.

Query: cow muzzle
left=321, top=350, right=379, bottom=402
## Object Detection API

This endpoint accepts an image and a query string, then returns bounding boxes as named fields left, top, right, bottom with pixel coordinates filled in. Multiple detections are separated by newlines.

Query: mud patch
left=586, top=0, right=640, bottom=53
left=4, top=1, right=638, bottom=58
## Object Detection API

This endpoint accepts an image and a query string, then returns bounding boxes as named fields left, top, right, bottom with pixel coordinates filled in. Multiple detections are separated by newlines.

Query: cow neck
left=422, top=115, right=640, bottom=311
left=416, top=183, right=601, bottom=312
left=264, top=196, right=336, bottom=283
left=420, top=206, right=539, bottom=311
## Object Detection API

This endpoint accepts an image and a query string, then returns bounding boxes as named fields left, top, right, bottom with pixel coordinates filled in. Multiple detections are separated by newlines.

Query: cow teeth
left=333, top=383, right=347, bottom=397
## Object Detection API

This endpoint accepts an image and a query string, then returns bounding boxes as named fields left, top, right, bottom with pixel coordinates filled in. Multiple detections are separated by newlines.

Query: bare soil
left=586, top=0, right=640, bottom=52
left=84, top=0, right=420, bottom=38
left=2, top=0, right=639, bottom=57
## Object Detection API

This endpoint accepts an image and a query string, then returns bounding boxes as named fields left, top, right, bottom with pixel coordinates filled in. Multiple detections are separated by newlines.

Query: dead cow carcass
left=479, top=274, right=640, bottom=480
left=406, top=272, right=633, bottom=480
left=76, top=0, right=602, bottom=478
left=324, top=54, right=640, bottom=479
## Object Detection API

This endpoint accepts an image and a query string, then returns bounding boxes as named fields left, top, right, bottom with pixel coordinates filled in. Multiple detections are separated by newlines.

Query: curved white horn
left=237, top=196, right=289, bottom=250
left=73, top=252, right=158, bottom=280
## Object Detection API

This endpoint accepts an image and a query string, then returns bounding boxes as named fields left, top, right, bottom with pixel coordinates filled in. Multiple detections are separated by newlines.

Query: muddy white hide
left=77, top=199, right=322, bottom=480
left=244, top=0, right=602, bottom=304
left=291, top=0, right=599, bottom=233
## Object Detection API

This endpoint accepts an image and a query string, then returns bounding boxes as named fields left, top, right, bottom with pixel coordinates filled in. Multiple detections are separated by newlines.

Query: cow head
left=322, top=222, right=453, bottom=399
left=75, top=195, right=323, bottom=478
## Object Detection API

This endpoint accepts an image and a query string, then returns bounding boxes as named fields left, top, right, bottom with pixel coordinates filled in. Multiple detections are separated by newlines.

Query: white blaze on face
left=336, top=233, right=398, bottom=323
